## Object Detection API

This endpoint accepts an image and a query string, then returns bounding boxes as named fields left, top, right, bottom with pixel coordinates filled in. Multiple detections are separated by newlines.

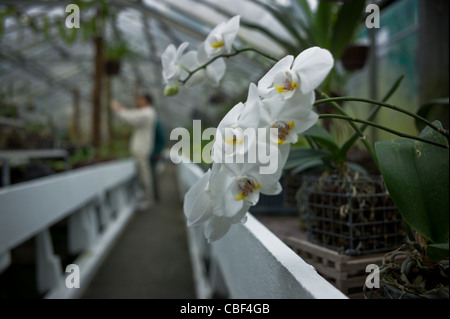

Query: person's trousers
left=134, top=154, right=154, bottom=204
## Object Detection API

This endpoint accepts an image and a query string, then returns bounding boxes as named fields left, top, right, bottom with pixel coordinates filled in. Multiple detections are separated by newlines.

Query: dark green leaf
left=295, top=0, right=313, bottom=22
left=330, top=0, right=366, bottom=59
left=313, top=0, right=334, bottom=48
left=290, top=158, right=324, bottom=175
left=249, top=0, right=306, bottom=50
left=375, top=121, right=449, bottom=243
left=427, top=243, right=449, bottom=262
left=239, top=21, right=299, bottom=54
left=303, top=124, right=340, bottom=155
left=415, top=98, right=449, bottom=131
left=284, top=148, right=330, bottom=170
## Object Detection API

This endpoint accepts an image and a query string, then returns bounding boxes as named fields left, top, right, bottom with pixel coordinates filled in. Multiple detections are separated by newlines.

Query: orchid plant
left=161, top=15, right=449, bottom=243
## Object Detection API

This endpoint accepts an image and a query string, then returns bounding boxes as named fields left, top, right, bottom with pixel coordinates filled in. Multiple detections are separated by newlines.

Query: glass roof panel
left=1, top=0, right=286, bottom=141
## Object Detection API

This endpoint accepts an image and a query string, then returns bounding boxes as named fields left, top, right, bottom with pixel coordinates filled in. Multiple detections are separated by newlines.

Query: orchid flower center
left=223, top=127, right=244, bottom=145
left=235, top=177, right=260, bottom=200
left=273, top=71, right=299, bottom=94
left=272, top=120, right=295, bottom=144
left=210, top=34, right=225, bottom=49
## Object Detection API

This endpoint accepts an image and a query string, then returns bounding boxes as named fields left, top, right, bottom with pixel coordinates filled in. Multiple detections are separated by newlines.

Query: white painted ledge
left=211, top=214, right=347, bottom=299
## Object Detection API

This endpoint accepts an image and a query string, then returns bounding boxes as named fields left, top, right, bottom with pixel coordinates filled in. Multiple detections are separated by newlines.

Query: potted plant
left=284, top=77, right=407, bottom=256
left=370, top=120, right=449, bottom=298
left=286, top=126, right=405, bottom=256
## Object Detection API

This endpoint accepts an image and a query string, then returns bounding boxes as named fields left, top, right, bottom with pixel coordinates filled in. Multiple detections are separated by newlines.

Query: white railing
left=0, top=158, right=140, bottom=299
left=176, top=159, right=347, bottom=299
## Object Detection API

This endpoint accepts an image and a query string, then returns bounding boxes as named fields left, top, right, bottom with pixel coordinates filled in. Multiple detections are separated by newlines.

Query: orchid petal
left=161, top=44, right=177, bottom=83
left=292, top=110, right=319, bottom=135
left=230, top=203, right=251, bottom=224
left=204, top=215, right=232, bottom=243
left=258, top=55, right=294, bottom=98
left=292, top=46, right=334, bottom=94
left=204, top=15, right=240, bottom=58
left=178, top=50, right=204, bottom=87
left=161, top=42, right=189, bottom=85
left=210, top=167, right=245, bottom=219
left=206, top=58, right=227, bottom=87
left=240, top=83, right=261, bottom=129
left=222, top=15, right=240, bottom=53
left=218, top=102, right=245, bottom=131
left=259, top=181, right=282, bottom=195
left=183, top=170, right=213, bottom=226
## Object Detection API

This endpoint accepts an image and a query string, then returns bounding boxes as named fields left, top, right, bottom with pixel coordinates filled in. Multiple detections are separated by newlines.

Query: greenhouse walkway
left=81, top=163, right=196, bottom=299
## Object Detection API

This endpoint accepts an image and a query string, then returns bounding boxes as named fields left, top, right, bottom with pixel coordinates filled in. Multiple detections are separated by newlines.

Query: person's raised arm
left=110, top=100, right=147, bottom=126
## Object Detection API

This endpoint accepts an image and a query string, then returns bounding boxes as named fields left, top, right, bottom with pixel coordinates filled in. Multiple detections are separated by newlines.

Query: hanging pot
left=340, top=45, right=370, bottom=71
left=105, top=60, right=121, bottom=76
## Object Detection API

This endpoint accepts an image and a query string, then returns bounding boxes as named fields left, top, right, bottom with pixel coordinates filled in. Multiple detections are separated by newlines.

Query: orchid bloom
left=211, top=83, right=261, bottom=164
left=161, top=42, right=189, bottom=89
left=181, top=45, right=333, bottom=243
left=184, top=159, right=283, bottom=242
left=183, top=164, right=251, bottom=242
left=210, top=161, right=281, bottom=214
left=258, top=46, right=333, bottom=100
left=260, top=91, right=318, bottom=145
left=200, top=15, right=240, bottom=60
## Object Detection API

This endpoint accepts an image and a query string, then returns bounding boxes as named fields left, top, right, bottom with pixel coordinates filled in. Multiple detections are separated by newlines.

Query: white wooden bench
left=0, top=149, right=71, bottom=186
left=0, top=159, right=139, bottom=298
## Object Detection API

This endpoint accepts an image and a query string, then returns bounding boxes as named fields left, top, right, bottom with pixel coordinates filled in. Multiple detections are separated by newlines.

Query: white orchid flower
left=258, top=46, right=333, bottom=99
left=185, top=155, right=284, bottom=242
left=183, top=163, right=251, bottom=243
left=204, top=160, right=281, bottom=242
left=161, top=42, right=189, bottom=87
left=201, top=15, right=241, bottom=60
left=260, top=91, right=318, bottom=145
left=211, top=83, right=261, bottom=164
left=210, top=161, right=282, bottom=217
left=178, top=50, right=226, bottom=87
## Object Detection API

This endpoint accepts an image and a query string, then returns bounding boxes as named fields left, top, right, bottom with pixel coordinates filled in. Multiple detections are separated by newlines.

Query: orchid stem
left=180, top=47, right=279, bottom=85
left=315, top=90, right=377, bottom=162
left=318, top=114, right=449, bottom=150
left=315, top=96, right=449, bottom=139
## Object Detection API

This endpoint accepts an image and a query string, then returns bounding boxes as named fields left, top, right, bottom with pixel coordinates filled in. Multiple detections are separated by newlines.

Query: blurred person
left=150, top=117, right=166, bottom=202
left=110, top=94, right=157, bottom=210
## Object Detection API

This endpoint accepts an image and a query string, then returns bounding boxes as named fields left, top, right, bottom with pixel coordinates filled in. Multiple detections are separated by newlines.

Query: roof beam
left=109, top=0, right=210, bottom=41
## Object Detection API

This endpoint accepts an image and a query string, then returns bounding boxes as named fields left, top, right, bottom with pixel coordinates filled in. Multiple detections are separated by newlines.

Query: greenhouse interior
left=0, top=0, right=448, bottom=302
